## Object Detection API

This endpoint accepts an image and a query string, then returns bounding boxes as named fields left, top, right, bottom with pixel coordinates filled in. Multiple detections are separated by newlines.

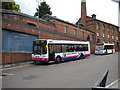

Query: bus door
left=104, top=45, right=107, bottom=53
left=48, top=44, right=55, bottom=61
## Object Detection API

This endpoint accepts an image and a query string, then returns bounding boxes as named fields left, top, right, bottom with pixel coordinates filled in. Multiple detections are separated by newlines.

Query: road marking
left=1, top=64, right=31, bottom=71
left=0, top=73, right=13, bottom=78
left=106, top=79, right=118, bottom=88
left=2, top=73, right=13, bottom=76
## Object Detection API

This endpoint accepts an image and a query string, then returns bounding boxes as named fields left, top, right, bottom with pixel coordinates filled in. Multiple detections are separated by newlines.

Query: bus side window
left=74, top=45, right=77, bottom=52
left=73, top=46, right=76, bottom=52
left=66, top=46, right=70, bottom=52
left=76, top=45, right=80, bottom=51
left=69, top=46, right=73, bottom=52
left=104, top=45, right=107, bottom=50
left=54, top=45, right=62, bottom=53
left=62, top=45, right=77, bottom=52
left=62, top=45, right=68, bottom=52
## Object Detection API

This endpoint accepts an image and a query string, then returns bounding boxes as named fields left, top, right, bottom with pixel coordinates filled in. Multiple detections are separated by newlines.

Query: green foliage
left=2, top=1, right=21, bottom=11
left=34, top=1, right=52, bottom=18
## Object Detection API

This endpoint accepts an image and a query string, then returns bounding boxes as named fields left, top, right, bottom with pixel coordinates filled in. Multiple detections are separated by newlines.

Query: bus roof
left=35, top=39, right=89, bottom=44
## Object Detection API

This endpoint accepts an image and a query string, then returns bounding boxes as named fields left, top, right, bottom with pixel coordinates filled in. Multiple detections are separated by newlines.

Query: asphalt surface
left=2, top=53, right=118, bottom=88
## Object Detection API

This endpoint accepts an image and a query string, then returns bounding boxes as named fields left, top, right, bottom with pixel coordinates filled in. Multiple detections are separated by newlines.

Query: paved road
left=2, top=53, right=118, bottom=88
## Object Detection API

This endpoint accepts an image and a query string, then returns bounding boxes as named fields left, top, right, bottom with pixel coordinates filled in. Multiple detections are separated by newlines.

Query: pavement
left=0, top=61, right=33, bottom=69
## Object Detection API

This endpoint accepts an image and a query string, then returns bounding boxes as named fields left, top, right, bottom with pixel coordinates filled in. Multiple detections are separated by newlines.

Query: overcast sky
left=15, top=0, right=118, bottom=26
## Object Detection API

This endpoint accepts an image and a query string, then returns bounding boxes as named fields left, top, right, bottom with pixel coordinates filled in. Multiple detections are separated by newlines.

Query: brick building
left=2, top=9, right=95, bottom=65
left=2, top=0, right=119, bottom=65
left=77, top=0, right=119, bottom=49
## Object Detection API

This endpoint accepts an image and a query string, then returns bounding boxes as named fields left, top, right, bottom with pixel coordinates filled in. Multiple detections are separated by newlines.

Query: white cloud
left=15, top=0, right=118, bottom=26
left=15, top=0, right=37, bottom=15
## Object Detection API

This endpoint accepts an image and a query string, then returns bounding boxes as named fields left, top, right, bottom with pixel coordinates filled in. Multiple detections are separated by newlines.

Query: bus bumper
left=32, top=58, right=49, bottom=63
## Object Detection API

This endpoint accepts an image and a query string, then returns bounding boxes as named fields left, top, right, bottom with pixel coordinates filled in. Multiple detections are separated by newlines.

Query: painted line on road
left=1, top=64, right=31, bottom=71
left=0, top=73, right=13, bottom=78
left=106, top=79, right=118, bottom=88
left=2, top=73, right=13, bottom=76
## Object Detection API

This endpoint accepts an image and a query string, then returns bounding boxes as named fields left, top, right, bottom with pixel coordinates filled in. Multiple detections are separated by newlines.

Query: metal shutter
left=2, top=29, right=38, bottom=53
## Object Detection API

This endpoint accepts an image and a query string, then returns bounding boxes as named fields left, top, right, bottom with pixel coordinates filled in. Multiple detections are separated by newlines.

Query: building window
left=96, top=23, right=99, bottom=29
left=103, top=40, right=105, bottom=43
left=102, top=24, right=105, bottom=30
left=87, top=35, right=90, bottom=41
left=116, top=37, right=118, bottom=40
left=112, top=36, right=114, bottom=39
left=112, top=28, right=114, bottom=32
left=103, top=34, right=105, bottom=37
left=117, top=42, right=119, bottom=47
left=64, top=26, right=67, bottom=34
left=27, top=22, right=36, bottom=26
left=97, top=33, right=99, bottom=36
left=74, top=29, right=77, bottom=36
left=116, top=30, right=118, bottom=33
left=82, top=31, right=84, bottom=38
left=108, top=26, right=110, bottom=32
left=92, top=35, right=95, bottom=40
left=97, top=39, right=100, bottom=43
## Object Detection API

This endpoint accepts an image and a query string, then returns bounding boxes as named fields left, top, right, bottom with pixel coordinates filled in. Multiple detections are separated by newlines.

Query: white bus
left=32, top=39, right=90, bottom=63
left=95, top=43, right=115, bottom=55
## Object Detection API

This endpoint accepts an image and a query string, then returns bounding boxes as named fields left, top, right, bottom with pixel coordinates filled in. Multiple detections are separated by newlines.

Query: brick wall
left=2, top=52, right=31, bottom=64
left=2, top=11, right=95, bottom=64
left=84, top=16, right=119, bottom=44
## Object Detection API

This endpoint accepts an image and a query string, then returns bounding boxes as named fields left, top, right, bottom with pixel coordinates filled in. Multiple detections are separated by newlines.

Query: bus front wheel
left=55, top=57, right=61, bottom=64
left=33, top=61, right=41, bottom=65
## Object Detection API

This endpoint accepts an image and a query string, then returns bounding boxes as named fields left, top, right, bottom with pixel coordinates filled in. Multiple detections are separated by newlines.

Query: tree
left=2, top=1, right=21, bottom=11
left=34, top=1, right=52, bottom=18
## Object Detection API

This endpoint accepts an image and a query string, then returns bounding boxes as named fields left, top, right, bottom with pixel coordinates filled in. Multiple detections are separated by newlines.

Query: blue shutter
left=2, top=29, right=38, bottom=53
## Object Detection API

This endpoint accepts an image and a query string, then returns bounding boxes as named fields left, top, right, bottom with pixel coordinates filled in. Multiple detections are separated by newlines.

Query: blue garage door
left=2, top=29, right=38, bottom=53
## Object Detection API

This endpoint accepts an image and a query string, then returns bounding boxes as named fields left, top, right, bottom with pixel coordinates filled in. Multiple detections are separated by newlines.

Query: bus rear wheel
left=105, top=51, right=108, bottom=55
left=55, top=57, right=61, bottom=64
left=80, top=53, right=84, bottom=59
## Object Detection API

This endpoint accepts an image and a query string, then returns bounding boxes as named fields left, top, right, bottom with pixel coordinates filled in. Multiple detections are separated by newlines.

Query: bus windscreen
left=96, top=45, right=104, bottom=50
left=33, top=40, right=47, bottom=54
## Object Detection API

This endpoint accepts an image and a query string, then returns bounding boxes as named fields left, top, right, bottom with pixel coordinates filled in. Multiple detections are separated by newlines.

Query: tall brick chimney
left=77, top=0, right=87, bottom=28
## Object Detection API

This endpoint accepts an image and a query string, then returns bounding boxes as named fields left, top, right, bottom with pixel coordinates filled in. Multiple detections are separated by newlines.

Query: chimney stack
left=92, top=14, right=96, bottom=19
left=78, top=0, right=87, bottom=28
left=81, top=0, right=86, bottom=2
